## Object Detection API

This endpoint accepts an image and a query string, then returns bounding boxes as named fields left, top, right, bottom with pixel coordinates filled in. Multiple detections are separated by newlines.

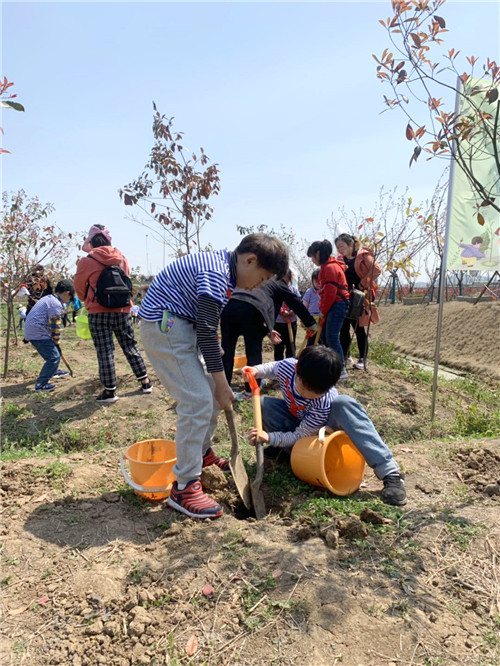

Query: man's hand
left=269, top=330, right=282, bottom=345
left=248, top=427, right=270, bottom=446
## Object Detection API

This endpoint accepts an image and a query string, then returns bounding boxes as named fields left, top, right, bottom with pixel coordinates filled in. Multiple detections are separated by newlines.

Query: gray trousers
left=140, top=318, right=220, bottom=486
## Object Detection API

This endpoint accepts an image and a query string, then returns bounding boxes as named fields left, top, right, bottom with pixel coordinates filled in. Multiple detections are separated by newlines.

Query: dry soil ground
left=1, top=302, right=499, bottom=666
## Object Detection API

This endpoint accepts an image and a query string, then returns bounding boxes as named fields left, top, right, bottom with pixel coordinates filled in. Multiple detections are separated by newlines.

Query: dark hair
left=91, top=233, right=111, bottom=248
left=235, top=233, right=289, bottom=279
left=335, top=233, right=358, bottom=256
left=296, top=345, right=342, bottom=393
left=55, top=279, right=75, bottom=298
left=311, top=268, right=320, bottom=284
left=471, top=236, right=483, bottom=245
left=307, top=240, right=332, bottom=264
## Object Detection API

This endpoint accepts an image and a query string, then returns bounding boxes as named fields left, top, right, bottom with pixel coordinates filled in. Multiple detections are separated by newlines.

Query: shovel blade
left=251, top=441, right=266, bottom=520
left=225, top=409, right=252, bottom=510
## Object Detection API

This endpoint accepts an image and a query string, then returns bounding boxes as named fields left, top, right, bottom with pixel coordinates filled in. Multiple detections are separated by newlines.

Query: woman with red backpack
left=335, top=234, right=381, bottom=371
left=307, top=239, right=350, bottom=380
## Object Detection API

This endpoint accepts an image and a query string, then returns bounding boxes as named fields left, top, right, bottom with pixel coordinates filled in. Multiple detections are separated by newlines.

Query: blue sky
left=2, top=1, right=499, bottom=275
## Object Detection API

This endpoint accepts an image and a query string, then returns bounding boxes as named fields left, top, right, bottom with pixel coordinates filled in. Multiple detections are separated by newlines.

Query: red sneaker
left=202, top=447, right=230, bottom=472
left=167, top=480, right=223, bottom=519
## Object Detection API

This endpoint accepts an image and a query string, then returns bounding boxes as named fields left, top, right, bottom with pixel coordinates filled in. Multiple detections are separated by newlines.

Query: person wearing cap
left=24, top=280, right=75, bottom=392
left=73, top=225, right=152, bottom=404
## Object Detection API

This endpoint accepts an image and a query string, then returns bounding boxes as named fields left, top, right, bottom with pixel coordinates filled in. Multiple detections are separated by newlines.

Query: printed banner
left=446, top=77, right=500, bottom=272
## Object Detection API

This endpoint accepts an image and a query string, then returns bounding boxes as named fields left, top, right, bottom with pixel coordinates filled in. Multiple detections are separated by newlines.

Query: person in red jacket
left=335, top=233, right=381, bottom=370
left=73, top=225, right=152, bottom=404
left=307, top=239, right=350, bottom=380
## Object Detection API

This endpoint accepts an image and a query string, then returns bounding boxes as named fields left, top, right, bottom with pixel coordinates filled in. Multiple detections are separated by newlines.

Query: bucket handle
left=120, top=453, right=173, bottom=494
left=318, top=426, right=335, bottom=443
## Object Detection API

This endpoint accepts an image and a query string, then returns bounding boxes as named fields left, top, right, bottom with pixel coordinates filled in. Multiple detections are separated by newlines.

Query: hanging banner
left=446, top=77, right=500, bottom=272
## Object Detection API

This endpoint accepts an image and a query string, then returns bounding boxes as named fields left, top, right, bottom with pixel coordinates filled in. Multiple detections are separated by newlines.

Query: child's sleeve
left=268, top=401, right=332, bottom=449
left=196, top=294, right=224, bottom=373
left=253, top=361, right=279, bottom=379
left=50, top=316, right=62, bottom=345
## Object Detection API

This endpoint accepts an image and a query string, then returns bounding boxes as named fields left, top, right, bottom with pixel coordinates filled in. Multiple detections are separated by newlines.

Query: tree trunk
left=2, top=300, right=12, bottom=378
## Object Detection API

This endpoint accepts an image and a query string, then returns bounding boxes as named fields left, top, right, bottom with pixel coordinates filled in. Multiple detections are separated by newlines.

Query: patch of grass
left=369, top=341, right=407, bottom=370
left=445, top=517, right=485, bottom=551
left=220, top=529, right=247, bottom=562
left=31, top=460, right=71, bottom=488
left=453, top=403, right=500, bottom=438
left=264, top=466, right=310, bottom=498
left=294, top=494, right=402, bottom=524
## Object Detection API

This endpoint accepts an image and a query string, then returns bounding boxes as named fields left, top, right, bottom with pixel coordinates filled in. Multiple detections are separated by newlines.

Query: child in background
left=130, top=303, right=140, bottom=325
left=17, top=304, right=27, bottom=330
left=139, top=234, right=289, bottom=519
left=24, top=280, right=75, bottom=392
left=274, top=269, right=310, bottom=360
left=307, top=240, right=350, bottom=379
left=246, top=345, right=407, bottom=506
left=302, top=268, right=321, bottom=347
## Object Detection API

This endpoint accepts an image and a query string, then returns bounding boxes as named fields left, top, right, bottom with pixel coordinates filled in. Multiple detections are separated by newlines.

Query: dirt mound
left=454, top=446, right=500, bottom=497
left=371, top=301, right=500, bottom=380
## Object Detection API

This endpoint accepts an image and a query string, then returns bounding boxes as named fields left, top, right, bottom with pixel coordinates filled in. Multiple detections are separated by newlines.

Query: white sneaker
left=354, top=359, right=366, bottom=370
left=339, top=369, right=349, bottom=380
left=345, top=356, right=354, bottom=368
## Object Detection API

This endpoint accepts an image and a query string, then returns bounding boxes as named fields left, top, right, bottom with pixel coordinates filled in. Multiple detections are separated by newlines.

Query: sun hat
left=82, top=225, right=112, bottom=253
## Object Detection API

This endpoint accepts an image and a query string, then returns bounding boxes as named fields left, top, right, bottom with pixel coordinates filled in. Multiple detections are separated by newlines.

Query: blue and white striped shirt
left=24, top=295, right=64, bottom=341
left=254, top=358, right=338, bottom=449
left=139, top=249, right=235, bottom=322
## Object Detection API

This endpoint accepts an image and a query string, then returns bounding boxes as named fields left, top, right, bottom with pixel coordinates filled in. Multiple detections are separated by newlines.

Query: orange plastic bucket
left=291, top=428, right=365, bottom=496
left=120, top=439, right=176, bottom=500
left=233, top=355, right=248, bottom=369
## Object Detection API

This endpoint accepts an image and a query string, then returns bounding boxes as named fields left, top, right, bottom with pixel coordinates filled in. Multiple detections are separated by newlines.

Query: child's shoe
left=96, top=389, right=119, bottom=404
left=52, top=369, right=70, bottom=379
left=354, top=358, right=366, bottom=370
left=141, top=381, right=153, bottom=394
left=202, top=447, right=230, bottom=472
left=167, top=480, right=223, bottom=519
left=381, top=473, right=407, bottom=506
left=35, top=382, right=55, bottom=392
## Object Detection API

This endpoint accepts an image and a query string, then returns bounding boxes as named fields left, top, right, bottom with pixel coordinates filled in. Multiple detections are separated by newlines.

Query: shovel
left=243, top=368, right=267, bottom=519
left=224, top=407, right=252, bottom=510
left=58, top=347, right=74, bottom=377
left=287, top=322, right=296, bottom=357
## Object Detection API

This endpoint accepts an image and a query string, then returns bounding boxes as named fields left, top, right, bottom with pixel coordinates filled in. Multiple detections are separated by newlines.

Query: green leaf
left=0, top=101, right=25, bottom=112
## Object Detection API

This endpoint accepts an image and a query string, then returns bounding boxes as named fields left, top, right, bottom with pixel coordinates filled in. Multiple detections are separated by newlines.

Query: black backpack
left=85, top=257, right=132, bottom=309
left=347, top=288, right=366, bottom=321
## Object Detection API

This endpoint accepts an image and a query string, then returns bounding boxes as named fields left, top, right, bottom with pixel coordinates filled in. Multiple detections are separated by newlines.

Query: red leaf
left=185, top=634, right=198, bottom=656
left=151, top=203, right=156, bottom=213
left=272, top=569, right=283, bottom=579
left=406, top=123, right=414, bottom=140
left=410, top=33, right=421, bottom=48
left=477, top=213, right=485, bottom=226
left=37, top=596, right=50, bottom=605
left=202, top=584, right=214, bottom=597
left=435, top=15, right=446, bottom=29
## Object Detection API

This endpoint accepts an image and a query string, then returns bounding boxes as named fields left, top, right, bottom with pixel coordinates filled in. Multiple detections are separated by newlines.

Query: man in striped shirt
left=139, top=234, right=289, bottom=519
left=247, top=345, right=407, bottom=506
left=24, top=280, right=75, bottom=392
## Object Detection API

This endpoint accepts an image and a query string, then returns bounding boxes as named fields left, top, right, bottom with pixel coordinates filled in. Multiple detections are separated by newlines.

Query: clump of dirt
left=455, top=446, right=500, bottom=496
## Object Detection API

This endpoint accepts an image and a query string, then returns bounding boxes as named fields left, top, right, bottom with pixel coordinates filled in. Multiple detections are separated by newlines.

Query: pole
left=431, top=78, right=460, bottom=421
left=390, top=272, right=397, bottom=304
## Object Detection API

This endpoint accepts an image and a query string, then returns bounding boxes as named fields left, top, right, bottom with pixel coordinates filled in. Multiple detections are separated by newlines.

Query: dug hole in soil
left=1, top=301, right=499, bottom=666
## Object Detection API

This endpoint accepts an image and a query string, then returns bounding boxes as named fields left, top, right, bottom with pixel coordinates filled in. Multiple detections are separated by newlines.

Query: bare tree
left=120, top=104, right=221, bottom=257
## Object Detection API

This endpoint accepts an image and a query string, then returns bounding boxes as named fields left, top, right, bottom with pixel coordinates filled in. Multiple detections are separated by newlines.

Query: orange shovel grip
left=243, top=367, right=260, bottom=397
